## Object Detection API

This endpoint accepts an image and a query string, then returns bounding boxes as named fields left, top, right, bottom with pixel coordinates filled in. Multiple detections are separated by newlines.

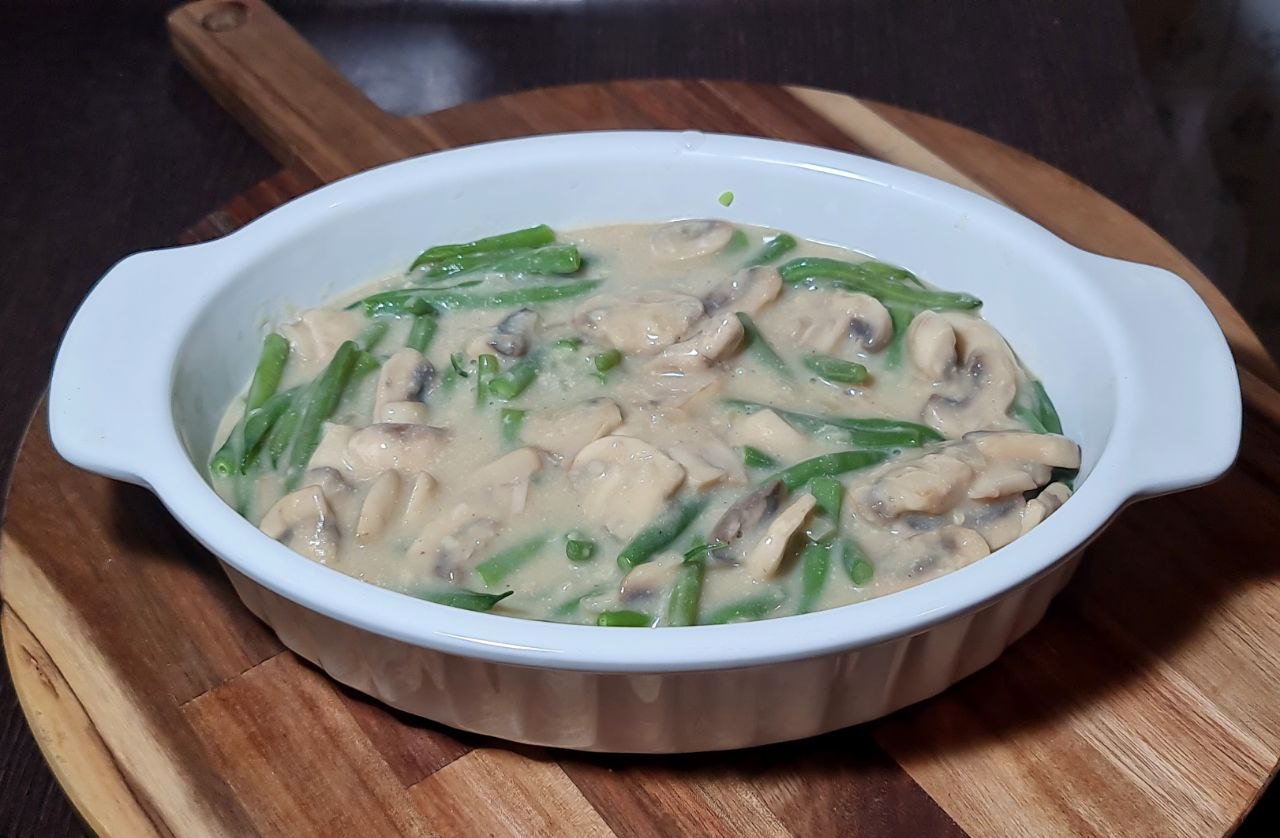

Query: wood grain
left=1, top=2, right=1277, bottom=835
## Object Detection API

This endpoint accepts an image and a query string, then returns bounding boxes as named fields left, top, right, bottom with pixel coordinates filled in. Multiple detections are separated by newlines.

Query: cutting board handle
left=167, top=0, right=431, bottom=182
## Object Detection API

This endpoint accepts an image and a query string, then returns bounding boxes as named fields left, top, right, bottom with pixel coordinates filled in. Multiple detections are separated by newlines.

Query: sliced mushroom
left=648, top=313, right=744, bottom=376
left=401, top=472, right=438, bottom=529
left=704, top=266, right=783, bottom=316
left=575, top=290, right=706, bottom=355
left=378, top=400, right=431, bottom=425
left=300, top=466, right=349, bottom=499
left=345, top=423, right=449, bottom=479
left=259, top=485, right=339, bottom=563
left=967, top=460, right=1050, bottom=500
left=520, top=398, right=623, bottom=463
left=667, top=439, right=745, bottom=491
left=728, top=409, right=811, bottom=462
left=309, top=423, right=355, bottom=473
left=279, top=309, right=365, bottom=379
left=1021, top=482, right=1072, bottom=534
left=967, top=431, right=1081, bottom=469
left=774, top=290, right=894, bottom=354
left=708, top=480, right=784, bottom=560
left=887, top=525, right=990, bottom=576
left=374, top=348, right=432, bottom=417
left=569, top=435, right=686, bottom=539
left=963, top=496, right=1026, bottom=550
left=743, top=493, right=817, bottom=580
left=356, top=470, right=402, bottom=541
left=906, top=311, right=957, bottom=380
left=649, top=219, right=736, bottom=261
left=864, top=453, right=974, bottom=519
left=619, top=559, right=680, bottom=604
left=913, top=313, right=1020, bottom=438
left=408, top=502, right=498, bottom=582
left=467, top=447, right=543, bottom=516
left=491, top=308, right=539, bottom=357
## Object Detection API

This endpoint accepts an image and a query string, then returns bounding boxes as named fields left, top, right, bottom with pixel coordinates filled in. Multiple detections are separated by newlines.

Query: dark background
left=0, top=1, right=1274, bottom=834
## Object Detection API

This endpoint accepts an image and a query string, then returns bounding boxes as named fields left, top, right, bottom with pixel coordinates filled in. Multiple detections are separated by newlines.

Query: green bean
left=488, top=357, right=539, bottom=400
left=742, top=446, right=777, bottom=470
left=592, top=348, right=622, bottom=374
left=487, top=245, right=582, bottom=276
left=245, top=333, right=290, bottom=412
left=1012, top=379, right=1064, bottom=435
left=553, top=585, right=607, bottom=618
left=799, top=541, right=832, bottom=614
left=500, top=408, right=525, bottom=448
left=283, top=340, right=361, bottom=490
left=745, top=233, right=796, bottom=267
left=779, top=257, right=982, bottom=310
left=555, top=337, right=583, bottom=351
left=767, top=450, right=888, bottom=492
left=666, top=551, right=706, bottom=627
left=596, top=610, right=653, bottom=627
left=803, top=354, right=870, bottom=385
left=237, top=388, right=298, bottom=473
left=411, top=224, right=555, bottom=268
left=351, top=350, right=381, bottom=383
left=475, top=353, right=499, bottom=406
left=416, top=247, right=524, bottom=278
left=357, top=319, right=389, bottom=351
left=884, top=305, right=915, bottom=369
left=724, top=399, right=943, bottom=447
left=704, top=591, right=786, bottom=624
left=264, top=380, right=310, bottom=467
left=450, top=352, right=470, bottom=378
left=840, top=537, right=875, bottom=586
left=475, top=535, right=548, bottom=586
left=735, top=312, right=790, bottom=377
left=809, top=475, right=844, bottom=523
left=211, top=389, right=294, bottom=477
left=617, top=498, right=709, bottom=571
left=354, top=279, right=602, bottom=316
left=565, top=533, right=596, bottom=563
left=726, top=228, right=749, bottom=252
left=211, top=333, right=292, bottom=476
left=415, top=589, right=513, bottom=612
left=407, top=314, right=438, bottom=354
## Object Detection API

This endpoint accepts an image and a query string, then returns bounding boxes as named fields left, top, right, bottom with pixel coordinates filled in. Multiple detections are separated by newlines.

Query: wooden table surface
left=0, top=1, right=1273, bottom=834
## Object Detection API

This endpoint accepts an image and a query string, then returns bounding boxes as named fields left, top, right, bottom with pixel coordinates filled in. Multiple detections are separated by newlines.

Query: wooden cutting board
left=4, top=1, right=1280, bottom=835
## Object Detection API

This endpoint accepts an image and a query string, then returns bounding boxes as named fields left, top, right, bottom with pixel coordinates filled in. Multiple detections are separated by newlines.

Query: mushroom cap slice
left=967, top=431, right=1081, bottom=469
left=374, top=348, right=431, bottom=417
left=259, top=485, right=339, bottom=563
left=649, top=219, right=736, bottom=261
left=770, top=289, right=894, bottom=354
left=356, top=470, right=402, bottom=541
left=906, top=310, right=957, bottom=380
left=1021, top=482, right=1072, bottom=534
left=728, top=408, right=811, bottom=462
left=887, top=525, right=990, bottom=574
left=917, top=313, right=1020, bottom=438
left=864, top=453, right=974, bottom=519
left=743, top=493, right=818, bottom=581
left=279, top=309, right=365, bottom=380
left=344, top=423, right=450, bottom=480
left=575, top=291, right=706, bottom=355
left=967, top=460, right=1050, bottom=500
left=569, top=435, right=687, bottom=539
left=704, top=266, right=783, bottom=316
left=520, top=398, right=623, bottom=463
left=709, top=480, right=785, bottom=559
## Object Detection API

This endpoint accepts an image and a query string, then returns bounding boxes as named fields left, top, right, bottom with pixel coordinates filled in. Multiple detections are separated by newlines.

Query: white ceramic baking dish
left=48, top=132, right=1240, bottom=752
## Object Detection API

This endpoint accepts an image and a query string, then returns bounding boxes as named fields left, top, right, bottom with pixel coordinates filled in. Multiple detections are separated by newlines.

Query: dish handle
left=1086, top=255, right=1242, bottom=498
left=49, top=248, right=200, bottom=487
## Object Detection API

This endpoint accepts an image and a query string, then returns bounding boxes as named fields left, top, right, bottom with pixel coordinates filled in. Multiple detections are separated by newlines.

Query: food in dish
left=209, top=220, right=1080, bottom=626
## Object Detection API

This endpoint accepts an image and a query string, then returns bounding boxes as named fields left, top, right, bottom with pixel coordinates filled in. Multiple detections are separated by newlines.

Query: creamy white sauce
left=211, top=221, right=1080, bottom=625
